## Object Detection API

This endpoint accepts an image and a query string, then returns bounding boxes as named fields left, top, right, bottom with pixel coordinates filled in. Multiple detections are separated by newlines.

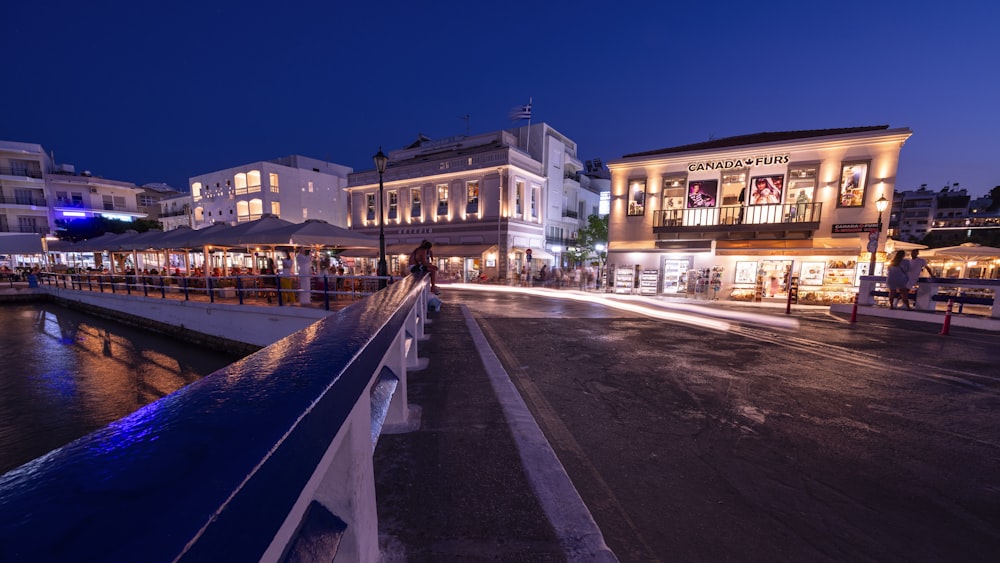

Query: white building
left=158, top=193, right=194, bottom=231
left=0, top=141, right=51, bottom=236
left=606, top=126, right=912, bottom=304
left=1, top=140, right=147, bottom=237
left=189, top=155, right=352, bottom=228
left=346, top=123, right=600, bottom=282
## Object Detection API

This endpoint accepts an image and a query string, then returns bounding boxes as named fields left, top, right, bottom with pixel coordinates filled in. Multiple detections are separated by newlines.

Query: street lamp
left=868, top=194, right=890, bottom=275
left=595, top=243, right=607, bottom=290
left=373, top=147, right=389, bottom=286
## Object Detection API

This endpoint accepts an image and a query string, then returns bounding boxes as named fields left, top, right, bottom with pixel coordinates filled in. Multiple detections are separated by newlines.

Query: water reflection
left=0, top=303, right=241, bottom=474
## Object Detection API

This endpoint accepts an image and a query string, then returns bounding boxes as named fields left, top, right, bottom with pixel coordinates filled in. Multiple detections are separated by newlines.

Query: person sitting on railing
left=408, top=240, right=440, bottom=295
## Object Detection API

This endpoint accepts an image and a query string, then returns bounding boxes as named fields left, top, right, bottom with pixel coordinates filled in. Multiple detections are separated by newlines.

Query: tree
left=56, top=217, right=162, bottom=242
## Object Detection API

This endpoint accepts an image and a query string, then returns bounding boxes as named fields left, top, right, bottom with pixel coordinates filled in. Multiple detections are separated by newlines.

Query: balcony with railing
left=653, top=202, right=822, bottom=239
left=0, top=166, right=44, bottom=179
left=0, top=194, right=47, bottom=206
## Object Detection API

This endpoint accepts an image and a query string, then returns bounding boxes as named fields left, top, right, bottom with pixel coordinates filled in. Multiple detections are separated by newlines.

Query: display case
left=614, top=267, right=635, bottom=294
left=639, top=269, right=659, bottom=295
left=661, top=259, right=688, bottom=293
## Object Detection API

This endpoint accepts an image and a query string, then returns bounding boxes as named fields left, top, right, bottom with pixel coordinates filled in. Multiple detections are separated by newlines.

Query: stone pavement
left=373, top=294, right=616, bottom=562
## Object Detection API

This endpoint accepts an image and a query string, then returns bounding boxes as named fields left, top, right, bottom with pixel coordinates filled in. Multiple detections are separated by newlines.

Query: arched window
left=247, top=170, right=262, bottom=193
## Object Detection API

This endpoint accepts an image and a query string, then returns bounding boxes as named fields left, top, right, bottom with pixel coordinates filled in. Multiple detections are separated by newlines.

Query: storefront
left=606, top=126, right=913, bottom=304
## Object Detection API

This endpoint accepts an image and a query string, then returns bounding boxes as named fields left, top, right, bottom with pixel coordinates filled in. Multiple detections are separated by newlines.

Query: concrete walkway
left=373, top=296, right=616, bottom=562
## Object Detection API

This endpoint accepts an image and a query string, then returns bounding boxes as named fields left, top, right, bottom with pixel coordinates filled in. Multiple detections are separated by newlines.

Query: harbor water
left=0, top=302, right=242, bottom=474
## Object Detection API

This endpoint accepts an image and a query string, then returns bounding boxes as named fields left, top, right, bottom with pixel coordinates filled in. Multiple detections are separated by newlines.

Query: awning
left=513, top=247, right=554, bottom=260
left=341, top=243, right=493, bottom=259
left=0, top=234, right=44, bottom=254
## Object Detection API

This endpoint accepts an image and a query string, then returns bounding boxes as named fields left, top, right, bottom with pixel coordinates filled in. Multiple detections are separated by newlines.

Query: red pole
left=849, top=293, right=858, bottom=324
left=939, top=299, right=953, bottom=336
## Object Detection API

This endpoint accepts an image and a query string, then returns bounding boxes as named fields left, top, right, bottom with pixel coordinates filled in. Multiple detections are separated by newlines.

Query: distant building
left=889, top=183, right=975, bottom=244
left=0, top=140, right=147, bottom=237
left=188, top=155, right=352, bottom=228
left=158, top=193, right=194, bottom=231
left=138, top=182, right=185, bottom=222
left=346, top=123, right=599, bottom=282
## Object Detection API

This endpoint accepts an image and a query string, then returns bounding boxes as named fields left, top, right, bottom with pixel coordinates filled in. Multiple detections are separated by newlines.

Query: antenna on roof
left=458, top=114, right=470, bottom=135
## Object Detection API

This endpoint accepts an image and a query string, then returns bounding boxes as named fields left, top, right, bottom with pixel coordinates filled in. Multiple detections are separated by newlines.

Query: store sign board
left=687, top=154, right=789, bottom=172
left=832, top=223, right=880, bottom=233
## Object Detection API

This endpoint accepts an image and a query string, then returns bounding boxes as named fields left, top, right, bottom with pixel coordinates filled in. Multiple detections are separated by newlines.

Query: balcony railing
left=0, top=194, right=47, bottom=206
left=654, top=202, right=822, bottom=230
left=0, top=166, right=43, bottom=179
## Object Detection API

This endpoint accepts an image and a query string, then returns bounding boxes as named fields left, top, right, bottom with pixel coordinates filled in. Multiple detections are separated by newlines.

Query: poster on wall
left=837, top=161, right=869, bottom=207
left=749, top=175, right=784, bottom=205
left=687, top=179, right=718, bottom=208
left=800, top=261, right=825, bottom=285
left=627, top=179, right=646, bottom=216
left=734, top=261, right=758, bottom=284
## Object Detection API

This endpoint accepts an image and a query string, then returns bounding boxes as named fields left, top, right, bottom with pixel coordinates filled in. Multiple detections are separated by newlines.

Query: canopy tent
left=0, top=233, right=44, bottom=254
left=264, top=219, right=379, bottom=249
left=203, top=215, right=297, bottom=248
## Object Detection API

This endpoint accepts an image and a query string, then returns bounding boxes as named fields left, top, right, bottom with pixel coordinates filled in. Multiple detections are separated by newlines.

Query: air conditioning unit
left=90, top=188, right=98, bottom=193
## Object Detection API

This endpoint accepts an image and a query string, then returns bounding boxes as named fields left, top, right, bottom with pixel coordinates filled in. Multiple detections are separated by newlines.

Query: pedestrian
left=408, top=240, right=440, bottom=294
left=907, top=249, right=933, bottom=288
left=886, top=250, right=911, bottom=310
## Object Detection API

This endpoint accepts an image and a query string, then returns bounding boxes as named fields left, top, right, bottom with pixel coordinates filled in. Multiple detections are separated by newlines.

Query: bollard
left=849, top=293, right=858, bottom=324
left=939, top=299, right=953, bottom=336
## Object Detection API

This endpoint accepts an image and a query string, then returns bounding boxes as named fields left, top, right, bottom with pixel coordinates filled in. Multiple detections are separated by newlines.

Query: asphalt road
left=462, top=290, right=1000, bottom=563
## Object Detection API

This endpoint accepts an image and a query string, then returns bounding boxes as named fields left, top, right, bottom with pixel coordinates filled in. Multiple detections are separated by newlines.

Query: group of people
left=885, top=249, right=933, bottom=310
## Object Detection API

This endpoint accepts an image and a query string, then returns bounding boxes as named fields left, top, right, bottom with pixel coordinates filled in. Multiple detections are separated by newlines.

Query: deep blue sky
left=3, top=1, right=997, bottom=198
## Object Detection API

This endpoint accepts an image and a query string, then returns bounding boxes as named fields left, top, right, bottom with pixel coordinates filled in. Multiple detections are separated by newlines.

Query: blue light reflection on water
left=0, top=303, right=241, bottom=475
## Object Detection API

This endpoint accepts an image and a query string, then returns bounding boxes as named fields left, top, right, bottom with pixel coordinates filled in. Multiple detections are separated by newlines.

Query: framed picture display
left=687, top=179, right=718, bottom=208
left=627, top=178, right=646, bottom=216
left=734, top=261, right=757, bottom=284
left=837, top=161, right=869, bottom=207
left=748, top=175, right=784, bottom=205
left=800, top=261, right=825, bottom=285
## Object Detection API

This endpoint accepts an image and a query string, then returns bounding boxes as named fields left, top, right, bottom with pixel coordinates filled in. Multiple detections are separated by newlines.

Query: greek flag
left=510, top=100, right=532, bottom=121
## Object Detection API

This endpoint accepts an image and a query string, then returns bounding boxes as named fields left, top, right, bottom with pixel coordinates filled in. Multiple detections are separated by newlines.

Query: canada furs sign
left=687, top=154, right=789, bottom=172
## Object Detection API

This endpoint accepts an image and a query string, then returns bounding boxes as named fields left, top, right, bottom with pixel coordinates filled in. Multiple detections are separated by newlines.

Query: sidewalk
left=372, top=297, right=570, bottom=561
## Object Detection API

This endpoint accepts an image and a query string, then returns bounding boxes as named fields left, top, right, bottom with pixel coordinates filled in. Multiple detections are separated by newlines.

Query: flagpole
left=525, top=97, right=532, bottom=155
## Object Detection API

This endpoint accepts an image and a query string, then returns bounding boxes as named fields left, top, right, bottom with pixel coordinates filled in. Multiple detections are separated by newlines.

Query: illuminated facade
left=346, top=124, right=597, bottom=282
left=189, top=155, right=352, bottom=228
left=606, top=126, right=913, bottom=304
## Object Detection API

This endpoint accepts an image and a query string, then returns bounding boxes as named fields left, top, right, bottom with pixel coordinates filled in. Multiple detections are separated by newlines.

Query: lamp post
left=868, top=195, right=889, bottom=276
left=595, top=243, right=607, bottom=290
left=373, top=147, right=389, bottom=286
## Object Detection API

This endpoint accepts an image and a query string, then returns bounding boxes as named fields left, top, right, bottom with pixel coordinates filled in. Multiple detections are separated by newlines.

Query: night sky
left=3, top=1, right=997, bottom=198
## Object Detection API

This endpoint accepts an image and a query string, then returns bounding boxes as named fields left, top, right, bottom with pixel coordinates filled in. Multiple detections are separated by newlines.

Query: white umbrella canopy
left=922, top=243, right=1000, bottom=277
left=266, top=219, right=379, bottom=249
left=884, top=238, right=928, bottom=254
left=205, top=215, right=298, bottom=247
left=923, top=243, right=1000, bottom=262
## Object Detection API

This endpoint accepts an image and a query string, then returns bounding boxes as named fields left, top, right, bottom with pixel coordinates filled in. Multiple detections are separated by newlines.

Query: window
left=247, top=170, right=262, bottom=193
left=307, top=181, right=314, bottom=193
left=466, top=181, right=479, bottom=213
left=837, top=161, right=869, bottom=208
left=102, top=195, right=114, bottom=210
left=192, top=182, right=202, bottom=201
left=18, top=216, right=41, bottom=233
left=388, top=190, right=398, bottom=220
left=627, top=179, right=646, bottom=216
left=515, top=181, right=524, bottom=216
left=15, top=189, right=35, bottom=206
left=269, top=173, right=280, bottom=193
left=411, top=189, right=422, bottom=218
left=270, top=201, right=280, bottom=216
left=786, top=164, right=817, bottom=220
left=234, top=173, right=248, bottom=195
left=366, top=193, right=376, bottom=220
left=114, top=196, right=126, bottom=209
left=531, top=188, right=538, bottom=218
left=437, top=184, right=449, bottom=215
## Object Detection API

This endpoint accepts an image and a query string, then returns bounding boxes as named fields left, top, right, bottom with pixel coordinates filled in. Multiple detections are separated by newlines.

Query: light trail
left=446, top=284, right=801, bottom=333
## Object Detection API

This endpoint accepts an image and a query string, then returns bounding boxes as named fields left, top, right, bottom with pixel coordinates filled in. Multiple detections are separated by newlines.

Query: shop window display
left=837, top=161, right=869, bottom=207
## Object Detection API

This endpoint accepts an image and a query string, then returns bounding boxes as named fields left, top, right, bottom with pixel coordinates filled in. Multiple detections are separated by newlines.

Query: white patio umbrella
left=922, top=243, right=1000, bottom=277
